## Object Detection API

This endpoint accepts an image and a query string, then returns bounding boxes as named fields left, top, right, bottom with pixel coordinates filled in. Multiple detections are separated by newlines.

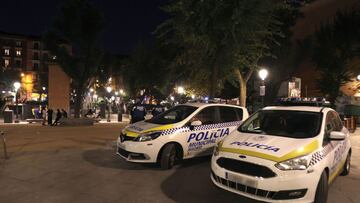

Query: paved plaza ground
left=0, top=123, right=359, bottom=203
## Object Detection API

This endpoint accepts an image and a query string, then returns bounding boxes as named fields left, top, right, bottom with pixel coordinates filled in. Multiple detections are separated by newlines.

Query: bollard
left=1, top=131, right=8, bottom=159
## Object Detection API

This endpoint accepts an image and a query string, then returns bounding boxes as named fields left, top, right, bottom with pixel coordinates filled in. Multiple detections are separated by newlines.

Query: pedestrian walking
left=47, top=108, right=53, bottom=126
left=41, top=106, right=47, bottom=125
left=53, top=109, right=62, bottom=126
left=61, top=109, right=68, bottom=118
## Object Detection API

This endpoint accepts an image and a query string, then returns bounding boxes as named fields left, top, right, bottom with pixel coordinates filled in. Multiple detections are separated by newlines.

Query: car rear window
left=219, top=107, right=239, bottom=122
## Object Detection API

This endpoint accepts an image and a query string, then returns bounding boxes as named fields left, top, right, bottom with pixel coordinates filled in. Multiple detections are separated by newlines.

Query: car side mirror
left=329, top=131, right=346, bottom=140
left=189, top=120, right=202, bottom=130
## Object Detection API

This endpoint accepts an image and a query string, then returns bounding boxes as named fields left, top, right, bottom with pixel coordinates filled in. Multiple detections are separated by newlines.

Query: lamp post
left=258, top=68, right=268, bottom=107
left=13, top=82, right=21, bottom=123
left=106, top=86, right=112, bottom=122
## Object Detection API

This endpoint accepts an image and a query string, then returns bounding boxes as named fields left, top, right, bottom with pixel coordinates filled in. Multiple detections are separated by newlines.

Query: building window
left=15, top=60, right=21, bottom=68
left=4, top=49, right=10, bottom=55
left=33, top=62, right=39, bottom=70
left=4, top=59, right=10, bottom=68
left=16, top=41, right=22, bottom=47
left=34, top=42, right=39, bottom=49
left=16, top=50, right=21, bottom=57
left=33, top=52, right=39, bottom=60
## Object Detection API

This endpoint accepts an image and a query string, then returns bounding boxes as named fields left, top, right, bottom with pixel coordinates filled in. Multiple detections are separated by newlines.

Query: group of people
left=41, top=107, right=67, bottom=126
left=130, top=100, right=165, bottom=123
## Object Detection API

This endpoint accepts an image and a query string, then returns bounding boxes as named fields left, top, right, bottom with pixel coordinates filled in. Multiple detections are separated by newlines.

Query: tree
left=44, top=0, right=104, bottom=118
left=157, top=0, right=286, bottom=106
left=312, top=10, right=360, bottom=107
left=122, top=41, right=173, bottom=101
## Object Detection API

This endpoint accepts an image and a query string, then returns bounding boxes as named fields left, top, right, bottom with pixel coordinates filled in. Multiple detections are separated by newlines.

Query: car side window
left=324, top=112, right=336, bottom=146
left=332, top=111, right=343, bottom=131
left=191, top=106, right=218, bottom=125
left=219, top=107, right=239, bottom=122
left=235, top=108, right=243, bottom=121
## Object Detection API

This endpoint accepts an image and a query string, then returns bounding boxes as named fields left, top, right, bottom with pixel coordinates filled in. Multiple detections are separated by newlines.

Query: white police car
left=117, top=103, right=249, bottom=169
left=211, top=106, right=351, bottom=203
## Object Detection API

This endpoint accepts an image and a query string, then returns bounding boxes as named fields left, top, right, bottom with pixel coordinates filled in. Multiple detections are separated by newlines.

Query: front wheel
left=340, top=152, right=351, bottom=176
left=160, top=144, right=177, bottom=170
left=314, top=171, right=328, bottom=203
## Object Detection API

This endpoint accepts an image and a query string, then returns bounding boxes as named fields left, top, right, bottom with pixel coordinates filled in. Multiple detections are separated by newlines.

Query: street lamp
left=357, top=74, right=360, bottom=81
left=258, top=68, right=268, bottom=107
left=177, top=86, right=185, bottom=94
left=106, top=86, right=112, bottom=122
left=13, top=82, right=21, bottom=123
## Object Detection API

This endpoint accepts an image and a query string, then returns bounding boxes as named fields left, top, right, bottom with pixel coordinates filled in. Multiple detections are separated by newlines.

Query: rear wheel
left=314, top=171, right=328, bottom=203
left=160, top=144, right=177, bottom=170
left=340, top=152, right=351, bottom=176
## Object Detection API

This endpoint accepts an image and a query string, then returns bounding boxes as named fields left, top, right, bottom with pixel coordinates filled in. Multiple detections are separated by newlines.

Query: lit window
left=4, top=49, right=9, bottom=55
left=4, top=59, right=9, bottom=67
left=16, top=50, right=21, bottom=56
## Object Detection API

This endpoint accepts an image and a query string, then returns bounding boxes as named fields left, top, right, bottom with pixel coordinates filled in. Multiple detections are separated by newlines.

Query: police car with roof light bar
left=116, top=103, right=249, bottom=169
left=211, top=105, right=351, bottom=203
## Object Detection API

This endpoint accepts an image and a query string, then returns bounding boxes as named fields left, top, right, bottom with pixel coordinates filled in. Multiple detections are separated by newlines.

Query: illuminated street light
left=14, top=82, right=21, bottom=91
left=42, top=87, right=46, bottom=91
left=357, top=74, right=360, bottom=81
left=191, top=94, right=195, bottom=99
left=115, top=91, right=119, bottom=96
left=106, top=86, right=112, bottom=122
left=106, top=86, right=112, bottom=93
left=90, top=88, right=94, bottom=92
left=258, top=68, right=268, bottom=81
left=170, top=96, right=175, bottom=101
left=258, top=68, right=268, bottom=107
left=177, top=86, right=185, bottom=94
left=13, top=82, right=21, bottom=123
left=20, top=73, right=25, bottom=77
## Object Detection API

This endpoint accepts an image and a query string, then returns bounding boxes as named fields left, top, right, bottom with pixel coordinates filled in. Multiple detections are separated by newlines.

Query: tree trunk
left=74, top=85, right=84, bottom=118
left=235, top=69, right=247, bottom=107
left=209, top=64, right=219, bottom=98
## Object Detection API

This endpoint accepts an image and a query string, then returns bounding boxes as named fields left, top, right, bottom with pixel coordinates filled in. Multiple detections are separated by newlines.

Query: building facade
left=0, top=31, right=50, bottom=101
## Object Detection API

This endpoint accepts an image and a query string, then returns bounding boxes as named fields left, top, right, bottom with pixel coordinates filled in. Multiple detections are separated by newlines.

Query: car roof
left=181, top=102, right=244, bottom=109
left=263, top=106, right=331, bottom=112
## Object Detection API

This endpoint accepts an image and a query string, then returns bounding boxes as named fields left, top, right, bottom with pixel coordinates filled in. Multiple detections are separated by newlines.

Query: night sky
left=0, top=0, right=168, bottom=54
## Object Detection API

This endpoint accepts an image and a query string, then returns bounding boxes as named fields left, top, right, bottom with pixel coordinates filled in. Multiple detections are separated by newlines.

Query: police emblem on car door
left=184, top=106, right=229, bottom=157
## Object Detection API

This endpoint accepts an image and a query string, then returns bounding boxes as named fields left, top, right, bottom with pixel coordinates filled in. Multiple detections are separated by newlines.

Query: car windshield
left=238, top=110, right=322, bottom=139
left=147, top=105, right=198, bottom=125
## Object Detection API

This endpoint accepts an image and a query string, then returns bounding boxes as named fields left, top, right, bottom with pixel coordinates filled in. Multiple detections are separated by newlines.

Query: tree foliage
left=312, top=10, right=360, bottom=107
left=157, top=0, right=286, bottom=106
left=122, top=41, right=174, bottom=100
left=44, top=0, right=104, bottom=117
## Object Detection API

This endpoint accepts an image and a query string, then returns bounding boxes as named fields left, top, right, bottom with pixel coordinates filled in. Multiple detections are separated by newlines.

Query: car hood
left=219, top=131, right=319, bottom=163
left=124, top=121, right=174, bottom=137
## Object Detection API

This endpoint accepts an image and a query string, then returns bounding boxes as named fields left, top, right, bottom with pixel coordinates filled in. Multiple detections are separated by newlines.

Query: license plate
left=226, top=172, right=258, bottom=188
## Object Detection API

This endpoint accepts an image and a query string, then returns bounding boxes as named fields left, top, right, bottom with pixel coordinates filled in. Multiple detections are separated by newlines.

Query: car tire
left=340, top=152, right=351, bottom=176
left=160, top=144, right=177, bottom=170
left=314, top=171, right=328, bottom=203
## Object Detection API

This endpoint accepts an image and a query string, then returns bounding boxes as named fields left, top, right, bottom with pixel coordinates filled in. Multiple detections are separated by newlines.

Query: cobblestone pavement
left=0, top=124, right=359, bottom=203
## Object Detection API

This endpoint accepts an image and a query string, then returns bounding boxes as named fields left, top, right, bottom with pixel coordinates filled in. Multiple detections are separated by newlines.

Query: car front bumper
left=116, top=137, right=162, bottom=163
left=211, top=152, right=321, bottom=203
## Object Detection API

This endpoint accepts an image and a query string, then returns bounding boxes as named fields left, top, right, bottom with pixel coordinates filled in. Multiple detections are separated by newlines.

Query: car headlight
left=134, top=131, right=162, bottom=142
left=275, top=154, right=312, bottom=170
